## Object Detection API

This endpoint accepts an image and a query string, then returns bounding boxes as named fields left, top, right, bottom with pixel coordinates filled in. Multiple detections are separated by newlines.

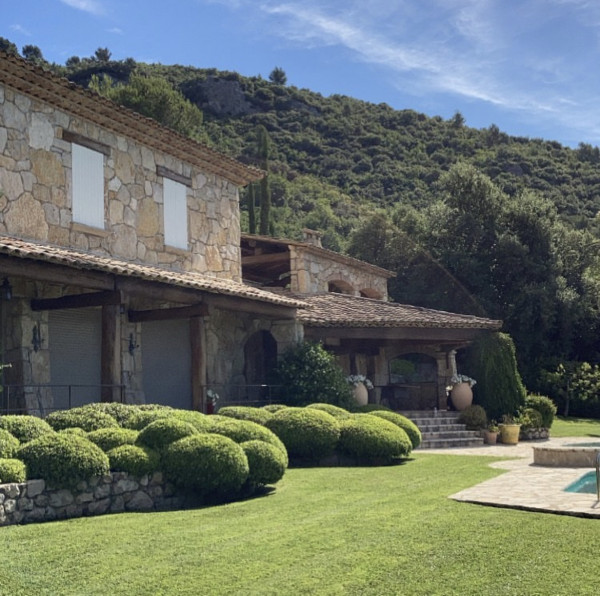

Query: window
left=71, top=143, right=105, bottom=228
left=163, top=177, right=188, bottom=250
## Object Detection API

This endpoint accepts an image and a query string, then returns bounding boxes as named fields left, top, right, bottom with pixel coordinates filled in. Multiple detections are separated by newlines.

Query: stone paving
left=419, top=437, right=600, bottom=518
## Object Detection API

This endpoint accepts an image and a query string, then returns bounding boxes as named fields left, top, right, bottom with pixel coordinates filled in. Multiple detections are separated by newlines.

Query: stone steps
left=399, top=410, right=484, bottom=449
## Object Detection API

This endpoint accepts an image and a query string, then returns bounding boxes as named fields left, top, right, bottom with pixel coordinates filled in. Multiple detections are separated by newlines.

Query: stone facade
left=0, top=84, right=241, bottom=280
left=0, top=472, right=191, bottom=527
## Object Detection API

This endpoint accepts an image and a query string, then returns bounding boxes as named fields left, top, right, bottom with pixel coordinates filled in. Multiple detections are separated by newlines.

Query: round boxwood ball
left=107, top=444, right=160, bottom=477
left=169, top=410, right=213, bottom=432
left=87, top=427, right=139, bottom=452
left=122, top=408, right=172, bottom=431
left=163, top=433, right=249, bottom=499
left=45, top=407, right=119, bottom=432
left=241, top=440, right=287, bottom=486
left=217, top=406, right=273, bottom=426
left=306, top=403, right=352, bottom=419
left=18, top=433, right=109, bottom=489
left=262, top=404, right=288, bottom=413
left=369, top=410, right=422, bottom=449
left=0, top=415, right=54, bottom=443
left=0, top=458, right=27, bottom=483
left=265, top=408, right=340, bottom=461
left=338, top=414, right=412, bottom=463
left=0, top=428, right=20, bottom=458
left=136, top=417, right=198, bottom=452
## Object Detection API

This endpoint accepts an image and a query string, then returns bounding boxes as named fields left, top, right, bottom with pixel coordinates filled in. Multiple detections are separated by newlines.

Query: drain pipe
left=596, top=451, right=600, bottom=501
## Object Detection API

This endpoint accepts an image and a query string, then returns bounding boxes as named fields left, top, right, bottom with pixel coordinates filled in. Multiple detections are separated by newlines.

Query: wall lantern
left=32, top=323, right=43, bottom=352
left=1, top=278, right=12, bottom=301
left=128, top=333, right=139, bottom=355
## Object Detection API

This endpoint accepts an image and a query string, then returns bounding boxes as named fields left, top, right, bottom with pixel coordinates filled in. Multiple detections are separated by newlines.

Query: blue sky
left=4, top=0, right=600, bottom=148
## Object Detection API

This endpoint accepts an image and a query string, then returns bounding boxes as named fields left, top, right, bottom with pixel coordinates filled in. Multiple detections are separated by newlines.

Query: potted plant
left=346, top=374, right=374, bottom=406
left=499, top=414, right=521, bottom=445
left=447, top=374, right=476, bottom=411
left=483, top=420, right=499, bottom=445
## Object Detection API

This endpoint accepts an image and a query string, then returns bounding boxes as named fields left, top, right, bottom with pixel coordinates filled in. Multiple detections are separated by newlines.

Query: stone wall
left=289, top=246, right=389, bottom=299
left=0, top=83, right=242, bottom=281
left=0, top=471, right=191, bottom=527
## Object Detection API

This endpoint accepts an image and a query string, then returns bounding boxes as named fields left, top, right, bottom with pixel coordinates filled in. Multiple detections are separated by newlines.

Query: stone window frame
left=157, top=165, right=192, bottom=252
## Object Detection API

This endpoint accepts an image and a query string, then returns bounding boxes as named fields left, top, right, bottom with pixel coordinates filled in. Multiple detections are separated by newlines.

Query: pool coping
left=419, top=437, right=600, bottom=518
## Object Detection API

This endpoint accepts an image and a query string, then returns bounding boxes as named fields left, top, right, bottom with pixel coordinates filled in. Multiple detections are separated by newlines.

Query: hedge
left=169, top=409, right=213, bottom=432
left=0, top=428, right=20, bottom=458
left=107, top=444, right=160, bottom=477
left=0, top=458, right=27, bottom=483
left=306, top=403, right=352, bottom=419
left=368, top=410, right=422, bottom=449
left=18, top=433, right=109, bottom=489
left=265, top=408, right=340, bottom=461
left=241, top=440, right=287, bottom=486
left=457, top=405, right=488, bottom=431
left=0, top=415, right=54, bottom=443
left=217, top=406, right=273, bottom=426
left=87, top=427, right=139, bottom=452
left=136, top=418, right=198, bottom=452
left=45, top=407, right=119, bottom=432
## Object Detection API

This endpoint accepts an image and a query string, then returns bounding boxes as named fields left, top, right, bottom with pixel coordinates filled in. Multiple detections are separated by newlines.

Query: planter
left=483, top=430, right=498, bottom=445
left=450, top=382, right=473, bottom=411
left=352, top=382, right=369, bottom=406
left=499, top=424, right=521, bottom=445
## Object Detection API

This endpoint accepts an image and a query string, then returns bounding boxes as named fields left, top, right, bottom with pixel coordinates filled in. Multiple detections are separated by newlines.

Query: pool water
left=565, top=471, right=598, bottom=494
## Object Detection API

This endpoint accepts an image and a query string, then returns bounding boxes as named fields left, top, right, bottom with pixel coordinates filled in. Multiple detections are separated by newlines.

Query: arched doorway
left=383, top=352, right=438, bottom=411
left=244, top=331, right=278, bottom=402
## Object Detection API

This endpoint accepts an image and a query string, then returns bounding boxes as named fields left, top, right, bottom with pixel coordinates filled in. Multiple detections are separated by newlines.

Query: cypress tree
left=256, top=126, right=272, bottom=236
left=247, top=183, right=256, bottom=234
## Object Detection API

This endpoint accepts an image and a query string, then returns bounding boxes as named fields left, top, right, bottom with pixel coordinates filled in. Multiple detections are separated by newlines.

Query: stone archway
left=244, top=330, right=278, bottom=402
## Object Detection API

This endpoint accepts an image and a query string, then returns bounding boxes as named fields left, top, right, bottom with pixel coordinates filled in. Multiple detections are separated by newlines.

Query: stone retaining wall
left=0, top=472, right=190, bottom=527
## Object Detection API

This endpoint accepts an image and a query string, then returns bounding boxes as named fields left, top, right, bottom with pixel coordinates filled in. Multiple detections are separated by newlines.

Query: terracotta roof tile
left=297, top=293, right=502, bottom=329
left=0, top=236, right=305, bottom=308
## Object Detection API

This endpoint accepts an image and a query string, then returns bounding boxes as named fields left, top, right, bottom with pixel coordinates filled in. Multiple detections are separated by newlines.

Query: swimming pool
left=565, top=471, right=597, bottom=494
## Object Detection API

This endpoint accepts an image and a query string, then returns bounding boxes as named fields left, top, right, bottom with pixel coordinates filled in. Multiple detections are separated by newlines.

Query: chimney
left=302, top=228, right=323, bottom=248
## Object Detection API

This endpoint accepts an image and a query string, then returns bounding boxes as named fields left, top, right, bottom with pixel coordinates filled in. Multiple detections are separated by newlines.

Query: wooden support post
left=190, top=316, right=206, bottom=412
left=101, top=304, right=121, bottom=403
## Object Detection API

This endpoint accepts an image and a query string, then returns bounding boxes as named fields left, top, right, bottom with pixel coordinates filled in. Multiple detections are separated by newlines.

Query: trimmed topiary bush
left=163, top=433, right=249, bottom=499
left=265, top=407, right=340, bottom=461
left=352, top=404, right=391, bottom=413
left=217, top=406, right=273, bottom=425
left=0, top=415, right=54, bottom=443
left=272, top=342, right=354, bottom=408
left=518, top=407, right=544, bottom=431
left=45, top=407, right=119, bottom=432
left=122, top=408, right=172, bottom=430
left=107, top=444, right=160, bottom=477
left=369, top=410, right=422, bottom=449
left=75, top=402, right=137, bottom=427
left=0, top=428, right=20, bottom=458
left=338, top=415, right=412, bottom=463
left=210, top=418, right=288, bottom=466
left=262, top=404, right=288, bottom=413
left=136, top=417, right=198, bottom=452
left=458, top=405, right=488, bottom=430
left=241, top=440, right=287, bottom=486
left=525, top=394, right=557, bottom=428
left=169, top=409, right=213, bottom=432
left=0, top=458, right=27, bottom=483
left=18, top=433, right=109, bottom=489
left=87, top=427, right=139, bottom=452
left=306, top=403, right=352, bottom=419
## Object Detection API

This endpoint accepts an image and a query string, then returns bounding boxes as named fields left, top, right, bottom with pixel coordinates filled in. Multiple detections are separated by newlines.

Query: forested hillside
left=4, top=41, right=600, bottom=406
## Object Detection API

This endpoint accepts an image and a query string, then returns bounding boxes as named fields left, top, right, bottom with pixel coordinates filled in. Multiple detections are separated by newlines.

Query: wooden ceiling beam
left=241, top=252, right=290, bottom=266
left=31, top=290, right=122, bottom=311
left=128, top=303, right=208, bottom=322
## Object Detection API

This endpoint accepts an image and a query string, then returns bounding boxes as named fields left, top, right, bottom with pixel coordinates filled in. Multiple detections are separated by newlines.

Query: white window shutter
left=72, top=144, right=104, bottom=228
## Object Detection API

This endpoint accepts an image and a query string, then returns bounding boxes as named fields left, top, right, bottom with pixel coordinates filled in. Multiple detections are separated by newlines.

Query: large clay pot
left=450, top=382, right=473, bottom=411
left=353, top=382, right=369, bottom=406
left=499, top=424, right=521, bottom=445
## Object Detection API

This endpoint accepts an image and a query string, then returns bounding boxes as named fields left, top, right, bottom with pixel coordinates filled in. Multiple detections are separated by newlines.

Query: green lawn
left=2, top=453, right=600, bottom=595
left=551, top=415, right=600, bottom=438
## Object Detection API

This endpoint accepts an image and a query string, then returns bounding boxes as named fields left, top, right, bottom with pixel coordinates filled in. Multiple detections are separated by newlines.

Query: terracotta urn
left=450, top=382, right=473, bottom=411
left=353, top=382, right=369, bottom=406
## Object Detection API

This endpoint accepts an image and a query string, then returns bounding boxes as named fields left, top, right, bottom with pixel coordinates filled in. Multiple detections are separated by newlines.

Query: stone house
left=0, top=51, right=500, bottom=415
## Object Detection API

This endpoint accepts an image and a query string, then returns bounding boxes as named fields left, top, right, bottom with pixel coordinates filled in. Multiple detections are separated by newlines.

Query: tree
left=94, top=47, right=112, bottom=62
left=247, top=183, right=256, bottom=234
left=0, top=37, right=18, bottom=56
left=253, top=125, right=272, bottom=235
left=22, top=45, right=45, bottom=64
left=269, top=67, right=287, bottom=85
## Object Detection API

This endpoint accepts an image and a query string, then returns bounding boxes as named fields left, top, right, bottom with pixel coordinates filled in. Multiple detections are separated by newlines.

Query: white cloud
left=107, top=27, right=123, bottom=35
left=60, top=0, right=106, bottom=16
left=10, top=24, right=32, bottom=36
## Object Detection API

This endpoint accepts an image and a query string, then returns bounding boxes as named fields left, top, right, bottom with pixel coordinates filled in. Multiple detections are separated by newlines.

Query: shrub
left=369, top=411, right=422, bottom=449
left=0, top=428, right=20, bottom=458
left=518, top=407, right=544, bottom=431
left=217, top=406, right=273, bottom=425
left=272, top=342, right=353, bottom=408
left=169, top=410, right=213, bottom=432
left=338, top=415, right=412, bottom=463
left=463, top=332, right=526, bottom=420
left=306, top=403, right=352, bottom=419
left=87, top=427, right=138, bottom=452
left=163, top=434, right=249, bottom=499
left=0, top=415, right=54, bottom=443
left=58, top=427, right=87, bottom=437
left=18, top=433, right=109, bottom=489
left=45, top=407, right=119, bottom=432
left=241, top=440, right=287, bottom=486
left=352, top=404, right=391, bottom=413
left=107, top=444, right=160, bottom=477
left=123, top=408, right=172, bottom=430
left=265, top=408, right=340, bottom=461
left=210, top=418, right=288, bottom=466
left=525, top=394, right=557, bottom=428
left=136, top=418, right=198, bottom=452
left=458, top=405, right=487, bottom=430
left=262, top=404, right=288, bottom=413
left=75, top=402, right=137, bottom=426
left=0, top=458, right=27, bottom=483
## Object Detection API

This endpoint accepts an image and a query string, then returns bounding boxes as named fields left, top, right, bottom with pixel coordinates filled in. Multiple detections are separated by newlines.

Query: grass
left=551, top=415, right=600, bottom=438
left=2, top=453, right=600, bottom=595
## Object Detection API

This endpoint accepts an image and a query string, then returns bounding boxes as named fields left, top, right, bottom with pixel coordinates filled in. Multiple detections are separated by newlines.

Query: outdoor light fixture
left=1, top=278, right=12, bottom=300
left=128, top=333, right=138, bottom=355
left=31, top=323, right=43, bottom=352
